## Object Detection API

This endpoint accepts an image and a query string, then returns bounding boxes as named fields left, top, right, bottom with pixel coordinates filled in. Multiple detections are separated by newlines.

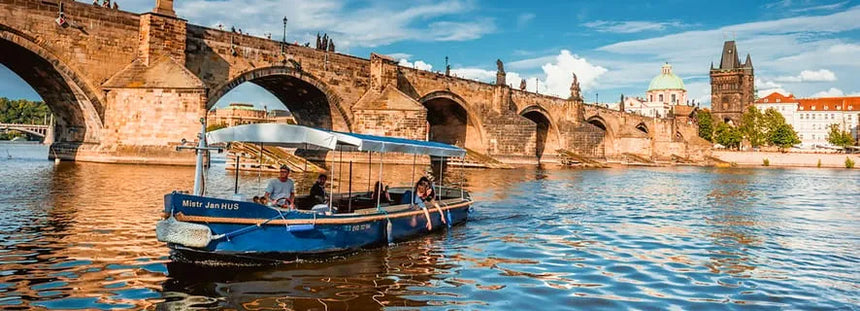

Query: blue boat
left=156, top=122, right=473, bottom=265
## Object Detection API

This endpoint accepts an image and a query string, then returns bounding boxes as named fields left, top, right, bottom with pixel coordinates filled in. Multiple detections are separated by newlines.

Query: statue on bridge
left=569, top=73, right=582, bottom=101
left=495, top=59, right=506, bottom=86
left=519, top=78, right=527, bottom=90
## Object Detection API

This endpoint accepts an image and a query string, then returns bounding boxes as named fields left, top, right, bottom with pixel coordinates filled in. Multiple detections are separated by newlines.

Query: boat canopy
left=331, top=131, right=466, bottom=158
left=206, top=123, right=360, bottom=150
left=205, top=123, right=464, bottom=157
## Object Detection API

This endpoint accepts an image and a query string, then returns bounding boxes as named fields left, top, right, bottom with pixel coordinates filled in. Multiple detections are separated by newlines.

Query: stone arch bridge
left=0, top=0, right=708, bottom=165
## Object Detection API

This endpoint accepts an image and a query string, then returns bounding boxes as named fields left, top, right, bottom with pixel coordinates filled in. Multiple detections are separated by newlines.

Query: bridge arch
left=0, top=25, right=104, bottom=144
left=635, top=122, right=649, bottom=134
left=0, top=125, right=47, bottom=138
left=585, top=115, right=616, bottom=159
left=519, top=105, right=560, bottom=160
left=419, top=91, right=486, bottom=151
left=207, top=66, right=352, bottom=131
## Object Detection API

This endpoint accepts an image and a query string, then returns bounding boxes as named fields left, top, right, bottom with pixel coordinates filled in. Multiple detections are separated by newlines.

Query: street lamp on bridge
left=282, top=16, right=288, bottom=53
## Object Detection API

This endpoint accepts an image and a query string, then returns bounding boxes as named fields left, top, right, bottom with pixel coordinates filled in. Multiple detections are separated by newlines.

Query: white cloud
left=427, top=19, right=495, bottom=41
left=590, top=6, right=860, bottom=101
left=582, top=20, right=685, bottom=33
left=756, top=78, right=783, bottom=89
left=516, top=13, right=535, bottom=29
left=118, top=0, right=496, bottom=49
left=773, top=69, right=837, bottom=82
left=539, top=50, right=608, bottom=97
left=398, top=59, right=433, bottom=71
left=812, top=87, right=844, bottom=97
left=449, top=50, right=607, bottom=98
left=449, top=68, right=495, bottom=81
left=386, top=53, right=412, bottom=60
left=791, top=1, right=849, bottom=12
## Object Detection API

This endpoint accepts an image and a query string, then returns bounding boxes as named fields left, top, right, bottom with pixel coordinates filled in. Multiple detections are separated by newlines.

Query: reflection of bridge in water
left=0, top=122, right=53, bottom=142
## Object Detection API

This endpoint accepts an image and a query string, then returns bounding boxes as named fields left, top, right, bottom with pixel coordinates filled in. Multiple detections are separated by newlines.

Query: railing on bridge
left=0, top=123, right=51, bottom=137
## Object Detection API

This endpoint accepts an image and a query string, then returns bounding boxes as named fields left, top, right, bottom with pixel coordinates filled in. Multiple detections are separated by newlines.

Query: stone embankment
left=713, top=151, right=858, bottom=169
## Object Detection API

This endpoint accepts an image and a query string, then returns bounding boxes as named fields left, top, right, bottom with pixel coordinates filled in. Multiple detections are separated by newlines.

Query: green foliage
left=697, top=110, right=714, bottom=142
left=762, top=108, right=785, bottom=137
left=740, top=106, right=766, bottom=148
left=762, top=158, right=769, bottom=166
left=206, top=122, right=227, bottom=132
left=846, top=157, right=856, bottom=169
left=770, top=123, right=801, bottom=150
left=826, top=124, right=856, bottom=149
left=0, top=97, right=49, bottom=140
left=714, top=122, right=742, bottom=149
left=0, top=97, right=49, bottom=124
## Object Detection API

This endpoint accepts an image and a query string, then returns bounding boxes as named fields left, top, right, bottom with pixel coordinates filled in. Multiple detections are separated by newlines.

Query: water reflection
left=0, top=145, right=858, bottom=310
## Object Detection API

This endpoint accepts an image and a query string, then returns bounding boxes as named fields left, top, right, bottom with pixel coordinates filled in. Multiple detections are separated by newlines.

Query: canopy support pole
left=376, top=152, right=384, bottom=210
left=348, top=161, right=353, bottom=212
left=411, top=154, right=416, bottom=205
left=329, top=147, right=336, bottom=214
left=234, top=153, right=240, bottom=194
left=192, top=118, right=206, bottom=196
left=338, top=148, right=344, bottom=203
left=257, top=142, right=263, bottom=194
left=438, top=157, right=443, bottom=201
left=460, top=156, right=465, bottom=199
left=367, top=152, right=372, bottom=193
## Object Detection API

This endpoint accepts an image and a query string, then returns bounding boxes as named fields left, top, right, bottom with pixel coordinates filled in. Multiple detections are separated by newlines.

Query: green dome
left=648, top=63, right=686, bottom=91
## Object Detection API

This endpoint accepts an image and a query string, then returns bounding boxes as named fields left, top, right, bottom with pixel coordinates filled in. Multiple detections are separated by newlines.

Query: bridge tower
left=710, top=41, right=754, bottom=125
left=97, top=0, right=206, bottom=164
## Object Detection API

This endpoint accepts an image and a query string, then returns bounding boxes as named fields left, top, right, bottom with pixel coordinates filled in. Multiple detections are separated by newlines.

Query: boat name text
left=182, top=200, right=240, bottom=210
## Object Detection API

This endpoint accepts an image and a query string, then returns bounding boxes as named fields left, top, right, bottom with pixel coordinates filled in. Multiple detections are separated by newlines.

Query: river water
left=1, top=143, right=858, bottom=310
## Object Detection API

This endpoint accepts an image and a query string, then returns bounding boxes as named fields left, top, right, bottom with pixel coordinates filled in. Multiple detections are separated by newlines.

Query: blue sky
left=2, top=0, right=859, bottom=111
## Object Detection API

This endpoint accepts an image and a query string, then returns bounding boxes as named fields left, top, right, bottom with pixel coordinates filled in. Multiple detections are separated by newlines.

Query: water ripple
left=0, top=145, right=858, bottom=309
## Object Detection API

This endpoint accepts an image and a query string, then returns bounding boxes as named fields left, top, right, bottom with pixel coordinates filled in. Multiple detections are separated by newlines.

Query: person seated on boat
left=264, top=165, right=296, bottom=209
left=310, top=174, right=328, bottom=205
left=252, top=196, right=260, bottom=204
left=399, top=178, right=434, bottom=230
left=371, top=181, right=392, bottom=205
left=417, top=177, right=447, bottom=226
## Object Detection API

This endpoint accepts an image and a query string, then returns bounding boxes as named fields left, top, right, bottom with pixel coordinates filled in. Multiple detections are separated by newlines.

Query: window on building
left=776, top=99, right=781, bottom=103
left=831, top=114, right=834, bottom=119
left=659, top=94, right=664, bottom=102
left=650, top=95, right=653, bottom=102
left=671, top=94, right=676, bottom=103
left=812, top=106, right=816, bottom=110
left=824, top=105, right=829, bottom=110
left=837, top=106, right=841, bottom=110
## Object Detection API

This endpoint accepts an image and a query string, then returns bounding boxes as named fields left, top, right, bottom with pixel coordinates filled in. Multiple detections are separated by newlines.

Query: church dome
left=648, top=63, right=685, bottom=91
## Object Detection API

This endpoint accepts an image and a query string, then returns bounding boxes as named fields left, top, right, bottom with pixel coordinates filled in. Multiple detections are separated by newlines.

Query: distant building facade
left=623, top=63, right=688, bottom=118
left=207, top=103, right=296, bottom=127
left=710, top=41, right=755, bottom=125
left=754, top=92, right=859, bottom=148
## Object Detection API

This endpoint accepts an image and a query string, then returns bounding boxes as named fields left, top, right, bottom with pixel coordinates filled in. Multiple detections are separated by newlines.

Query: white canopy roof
left=206, top=123, right=358, bottom=150
left=330, top=131, right=466, bottom=157
left=205, top=123, right=465, bottom=157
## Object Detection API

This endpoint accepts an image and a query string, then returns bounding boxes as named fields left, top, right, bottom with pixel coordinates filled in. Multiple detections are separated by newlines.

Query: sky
left=1, top=0, right=859, bottom=111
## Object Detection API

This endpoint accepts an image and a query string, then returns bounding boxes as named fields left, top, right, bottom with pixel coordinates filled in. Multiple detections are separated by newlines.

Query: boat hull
left=159, top=193, right=471, bottom=264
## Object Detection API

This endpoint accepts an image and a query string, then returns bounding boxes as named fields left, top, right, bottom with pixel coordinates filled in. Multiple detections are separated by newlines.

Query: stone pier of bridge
left=0, top=0, right=710, bottom=166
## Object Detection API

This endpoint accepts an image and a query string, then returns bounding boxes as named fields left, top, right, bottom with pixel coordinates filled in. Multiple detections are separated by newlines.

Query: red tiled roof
left=755, top=92, right=795, bottom=103
left=796, top=96, right=860, bottom=112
